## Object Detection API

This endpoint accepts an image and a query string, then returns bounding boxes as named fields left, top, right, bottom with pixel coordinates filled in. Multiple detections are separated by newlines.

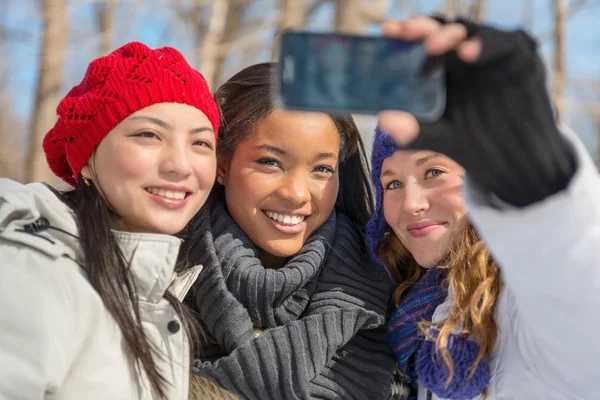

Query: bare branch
left=468, top=0, right=485, bottom=22
left=362, top=0, right=391, bottom=24
left=96, top=0, right=117, bottom=56
left=215, top=18, right=275, bottom=57
left=26, top=0, right=67, bottom=183
left=307, top=0, right=329, bottom=17
left=552, top=0, right=566, bottom=122
left=197, top=0, right=230, bottom=89
left=538, top=0, right=592, bottom=41
left=444, top=0, right=464, bottom=18
left=273, top=0, right=306, bottom=59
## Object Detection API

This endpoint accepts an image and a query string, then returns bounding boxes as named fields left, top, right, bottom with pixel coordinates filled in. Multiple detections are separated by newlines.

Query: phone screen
left=275, top=31, right=446, bottom=122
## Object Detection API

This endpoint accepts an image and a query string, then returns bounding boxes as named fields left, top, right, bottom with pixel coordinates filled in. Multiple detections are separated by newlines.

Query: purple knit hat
left=366, top=127, right=400, bottom=282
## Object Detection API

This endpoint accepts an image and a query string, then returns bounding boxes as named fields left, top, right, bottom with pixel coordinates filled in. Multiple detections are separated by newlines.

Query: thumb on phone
left=377, top=110, right=420, bottom=146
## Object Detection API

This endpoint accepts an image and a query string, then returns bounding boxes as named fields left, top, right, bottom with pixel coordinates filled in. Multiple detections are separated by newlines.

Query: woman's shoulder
left=0, top=178, right=86, bottom=286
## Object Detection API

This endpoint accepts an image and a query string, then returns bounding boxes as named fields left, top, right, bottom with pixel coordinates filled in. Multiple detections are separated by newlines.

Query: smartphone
left=274, top=30, right=446, bottom=122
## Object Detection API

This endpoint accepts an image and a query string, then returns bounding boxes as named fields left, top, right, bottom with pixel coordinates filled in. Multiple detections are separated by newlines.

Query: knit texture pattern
left=416, top=333, right=490, bottom=399
left=366, top=128, right=400, bottom=275
left=187, top=189, right=396, bottom=399
left=42, top=41, right=220, bottom=186
left=387, top=267, right=448, bottom=373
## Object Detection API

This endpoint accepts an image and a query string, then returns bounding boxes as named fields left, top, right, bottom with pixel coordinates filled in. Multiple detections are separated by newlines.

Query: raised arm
left=465, top=127, right=600, bottom=396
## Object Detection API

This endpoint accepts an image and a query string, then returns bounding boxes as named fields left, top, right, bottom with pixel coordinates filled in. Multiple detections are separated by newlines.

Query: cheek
left=192, top=154, right=217, bottom=188
left=312, top=176, right=339, bottom=215
left=93, top=141, right=154, bottom=204
left=444, top=192, right=468, bottom=226
left=225, top=167, right=275, bottom=217
left=382, top=194, right=400, bottom=227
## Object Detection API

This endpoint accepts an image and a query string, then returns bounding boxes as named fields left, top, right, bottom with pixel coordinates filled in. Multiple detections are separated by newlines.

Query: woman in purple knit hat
left=367, top=16, right=600, bottom=400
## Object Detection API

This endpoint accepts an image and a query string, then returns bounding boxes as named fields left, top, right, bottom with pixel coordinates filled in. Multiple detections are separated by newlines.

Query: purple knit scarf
left=387, top=268, right=490, bottom=400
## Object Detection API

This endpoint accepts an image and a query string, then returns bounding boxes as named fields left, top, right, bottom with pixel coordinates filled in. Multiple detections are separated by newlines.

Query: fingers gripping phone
left=274, top=30, right=446, bottom=123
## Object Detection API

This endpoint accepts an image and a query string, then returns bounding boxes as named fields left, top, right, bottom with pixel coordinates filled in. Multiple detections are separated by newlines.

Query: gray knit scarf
left=188, top=192, right=396, bottom=399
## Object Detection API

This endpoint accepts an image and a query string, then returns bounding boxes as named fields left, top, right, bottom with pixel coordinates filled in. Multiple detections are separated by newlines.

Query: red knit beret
left=43, top=41, right=220, bottom=187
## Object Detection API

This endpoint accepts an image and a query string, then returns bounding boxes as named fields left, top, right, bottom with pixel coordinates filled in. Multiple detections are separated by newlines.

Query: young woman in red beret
left=0, top=42, right=220, bottom=399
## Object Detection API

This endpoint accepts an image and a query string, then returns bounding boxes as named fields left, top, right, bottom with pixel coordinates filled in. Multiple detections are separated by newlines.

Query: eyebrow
left=129, top=116, right=213, bottom=135
left=255, top=144, right=337, bottom=162
left=379, top=154, right=441, bottom=178
left=415, top=154, right=441, bottom=166
left=255, top=144, right=287, bottom=156
left=313, top=152, right=338, bottom=162
left=379, top=169, right=396, bottom=178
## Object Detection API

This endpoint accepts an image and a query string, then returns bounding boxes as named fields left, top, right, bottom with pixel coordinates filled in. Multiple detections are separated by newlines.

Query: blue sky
left=2, top=0, right=599, bottom=151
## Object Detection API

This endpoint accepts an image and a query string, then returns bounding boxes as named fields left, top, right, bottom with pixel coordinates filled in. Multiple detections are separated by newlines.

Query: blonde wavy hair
left=377, top=224, right=502, bottom=384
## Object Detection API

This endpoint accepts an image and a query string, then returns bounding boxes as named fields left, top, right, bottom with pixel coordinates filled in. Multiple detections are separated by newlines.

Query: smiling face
left=218, top=109, right=340, bottom=267
left=380, top=150, right=467, bottom=268
left=81, top=102, right=217, bottom=235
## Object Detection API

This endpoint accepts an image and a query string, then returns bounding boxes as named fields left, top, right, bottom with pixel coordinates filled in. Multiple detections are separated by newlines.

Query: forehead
left=381, top=150, right=436, bottom=170
left=249, top=110, right=341, bottom=152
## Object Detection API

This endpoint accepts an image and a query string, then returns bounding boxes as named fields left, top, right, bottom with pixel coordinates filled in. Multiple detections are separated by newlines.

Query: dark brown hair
left=61, top=179, right=202, bottom=399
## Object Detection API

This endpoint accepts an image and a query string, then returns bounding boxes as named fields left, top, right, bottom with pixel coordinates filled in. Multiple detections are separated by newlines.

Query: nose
left=159, top=142, right=193, bottom=178
left=277, top=170, right=311, bottom=205
left=400, top=182, right=429, bottom=216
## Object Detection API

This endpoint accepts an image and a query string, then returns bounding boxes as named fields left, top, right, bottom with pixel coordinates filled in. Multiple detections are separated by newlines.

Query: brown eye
left=193, top=140, right=213, bottom=150
left=136, top=131, right=159, bottom=139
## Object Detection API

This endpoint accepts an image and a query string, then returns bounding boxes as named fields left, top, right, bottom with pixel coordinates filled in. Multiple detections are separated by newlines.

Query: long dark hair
left=214, top=62, right=374, bottom=231
left=61, top=178, right=202, bottom=399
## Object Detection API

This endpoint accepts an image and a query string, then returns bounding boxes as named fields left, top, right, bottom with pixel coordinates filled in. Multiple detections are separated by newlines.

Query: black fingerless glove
left=408, top=18, right=576, bottom=207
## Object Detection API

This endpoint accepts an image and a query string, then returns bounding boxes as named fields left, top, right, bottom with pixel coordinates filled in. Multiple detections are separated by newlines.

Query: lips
left=407, top=220, right=446, bottom=238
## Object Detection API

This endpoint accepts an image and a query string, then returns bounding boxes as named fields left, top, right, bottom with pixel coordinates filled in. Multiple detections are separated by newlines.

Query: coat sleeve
left=0, top=244, right=78, bottom=399
left=463, top=126, right=600, bottom=397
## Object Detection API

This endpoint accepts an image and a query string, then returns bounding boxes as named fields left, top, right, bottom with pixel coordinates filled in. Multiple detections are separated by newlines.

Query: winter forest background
left=1, top=0, right=599, bottom=187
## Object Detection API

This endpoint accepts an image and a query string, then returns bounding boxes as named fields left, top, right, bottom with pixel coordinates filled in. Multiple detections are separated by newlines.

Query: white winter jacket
left=0, top=179, right=202, bottom=399
left=417, top=127, right=600, bottom=400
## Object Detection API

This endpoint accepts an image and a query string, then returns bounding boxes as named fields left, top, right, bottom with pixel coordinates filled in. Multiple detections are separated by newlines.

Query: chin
left=146, top=220, right=188, bottom=235
left=261, top=242, right=303, bottom=258
left=414, top=252, right=444, bottom=269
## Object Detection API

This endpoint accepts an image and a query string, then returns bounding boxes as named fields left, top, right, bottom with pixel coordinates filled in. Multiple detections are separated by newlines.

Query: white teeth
left=265, top=211, right=306, bottom=226
left=146, top=187, right=186, bottom=200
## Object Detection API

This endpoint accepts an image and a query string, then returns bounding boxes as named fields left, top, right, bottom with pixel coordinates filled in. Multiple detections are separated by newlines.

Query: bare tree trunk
left=470, top=0, right=485, bottom=22
left=335, top=0, right=364, bottom=33
left=445, top=0, right=463, bottom=18
left=197, top=0, right=230, bottom=91
left=272, top=0, right=306, bottom=59
left=26, top=0, right=67, bottom=183
left=335, top=0, right=389, bottom=34
left=213, top=1, right=246, bottom=86
left=97, top=0, right=117, bottom=56
left=553, top=0, right=566, bottom=123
